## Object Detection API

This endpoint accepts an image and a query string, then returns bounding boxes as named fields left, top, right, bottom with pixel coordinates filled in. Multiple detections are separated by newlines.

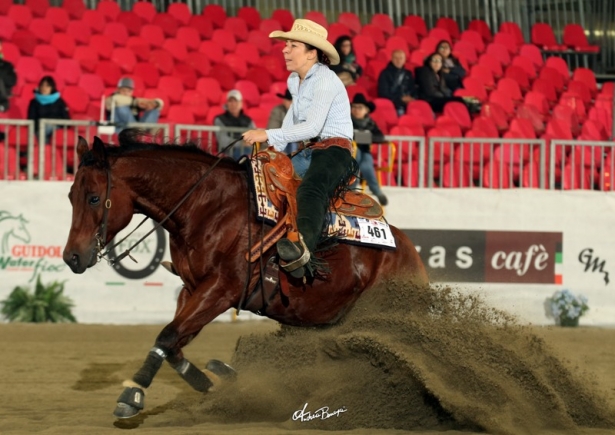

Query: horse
left=0, top=211, right=31, bottom=254
left=62, top=132, right=428, bottom=419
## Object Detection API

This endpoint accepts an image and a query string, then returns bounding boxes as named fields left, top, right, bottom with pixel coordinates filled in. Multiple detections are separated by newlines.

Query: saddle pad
left=249, top=157, right=396, bottom=249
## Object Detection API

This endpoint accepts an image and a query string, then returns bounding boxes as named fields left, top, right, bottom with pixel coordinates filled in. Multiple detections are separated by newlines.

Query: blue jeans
left=113, top=106, right=160, bottom=132
left=352, top=147, right=383, bottom=196
left=291, top=148, right=312, bottom=178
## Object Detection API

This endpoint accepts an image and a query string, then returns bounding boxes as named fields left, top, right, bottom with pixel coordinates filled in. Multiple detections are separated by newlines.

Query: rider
left=242, top=19, right=356, bottom=279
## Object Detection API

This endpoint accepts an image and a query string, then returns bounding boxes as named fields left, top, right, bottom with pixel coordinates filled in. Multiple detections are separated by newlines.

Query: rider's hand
left=242, top=129, right=268, bottom=145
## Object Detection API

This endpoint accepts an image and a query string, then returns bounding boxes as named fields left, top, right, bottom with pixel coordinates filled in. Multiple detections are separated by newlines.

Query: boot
left=377, top=193, right=388, bottom=206
left=276, top=234, right=310, bottom=279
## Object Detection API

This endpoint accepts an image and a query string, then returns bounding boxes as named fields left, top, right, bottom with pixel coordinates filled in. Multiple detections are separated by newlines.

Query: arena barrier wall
left=0, top=181, right=613, bottom=325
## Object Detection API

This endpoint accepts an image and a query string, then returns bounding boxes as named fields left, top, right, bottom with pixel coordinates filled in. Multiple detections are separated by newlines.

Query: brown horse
left=63, top=133, right=428, bottom=419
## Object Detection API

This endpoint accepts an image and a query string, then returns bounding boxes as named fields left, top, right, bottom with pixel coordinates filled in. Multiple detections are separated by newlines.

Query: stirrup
left=277, top=234, right=310, bottom=278
left=160, top=261, right=179, bottom=276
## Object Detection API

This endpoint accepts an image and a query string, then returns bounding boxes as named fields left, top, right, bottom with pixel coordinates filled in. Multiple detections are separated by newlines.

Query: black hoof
left=113, top=402, right=140, bottom=419
left=206, top=359, right=238, bottom=382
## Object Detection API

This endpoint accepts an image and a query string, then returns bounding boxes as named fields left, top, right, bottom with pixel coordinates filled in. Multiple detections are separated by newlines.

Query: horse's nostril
left=71, top=254, right=79, bottom=266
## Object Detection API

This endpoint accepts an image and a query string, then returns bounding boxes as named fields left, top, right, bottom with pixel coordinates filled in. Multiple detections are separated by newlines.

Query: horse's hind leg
left=113, top=284, right=235, bottom=418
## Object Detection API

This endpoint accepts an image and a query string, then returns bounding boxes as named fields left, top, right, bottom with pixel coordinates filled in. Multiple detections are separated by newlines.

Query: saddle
left=247, top=148, right=384, bottom=263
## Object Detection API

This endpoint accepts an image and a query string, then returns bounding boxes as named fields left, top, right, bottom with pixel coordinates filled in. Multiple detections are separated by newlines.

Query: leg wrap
left=132, top=347, right=166, bottom=388
left=117, top=387, right=145, bottom=410
left=171, top=358, right=213, bottom=393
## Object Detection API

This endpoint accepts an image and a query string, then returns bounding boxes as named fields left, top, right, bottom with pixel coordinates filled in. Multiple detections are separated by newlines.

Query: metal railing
left=551, top=140, right=615, bottom=191
left=0, top=119, right=35, bottom=180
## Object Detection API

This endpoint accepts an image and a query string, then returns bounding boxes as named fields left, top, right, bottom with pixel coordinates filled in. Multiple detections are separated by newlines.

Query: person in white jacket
left=105, top=77, right=164, bottom=132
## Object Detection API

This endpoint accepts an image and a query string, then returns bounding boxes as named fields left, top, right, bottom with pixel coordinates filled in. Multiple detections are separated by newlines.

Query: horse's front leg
left=113, top=282, right=236, bottom=418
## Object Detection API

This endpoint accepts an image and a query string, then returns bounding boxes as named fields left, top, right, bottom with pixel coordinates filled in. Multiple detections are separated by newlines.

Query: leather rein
left=94, top=139, right=244, bottom=266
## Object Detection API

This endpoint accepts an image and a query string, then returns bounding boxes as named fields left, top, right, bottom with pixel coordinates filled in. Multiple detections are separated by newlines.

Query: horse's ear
left=76, top=136, right=89, bottom=160
left=92, top=136, right=107, bottom=161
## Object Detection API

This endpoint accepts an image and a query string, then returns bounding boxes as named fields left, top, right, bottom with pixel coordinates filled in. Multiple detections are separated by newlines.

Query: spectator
left=377, top=49, right=417, bottom=116
left=27, top=76, right=70, bottom=143
left=105, top=77, right=163, bottom=132
left=214, top=89, right=256, bottom=159
left=0, top=40, right=17, bottom=113
left=350, top=93, right=388, bottom=206
left=330, top=35, right=363, bottom=85
left=266, top=88, right=297, bottom=154
left=436, top=40, right=466, bottom=92
left=415, top=52, right=467, bottom=113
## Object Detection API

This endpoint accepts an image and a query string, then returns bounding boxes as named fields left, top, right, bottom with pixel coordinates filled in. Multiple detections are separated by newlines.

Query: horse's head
left=12, top=214, right=31, bottom=244
left=63, top=136, right=134, bottom=273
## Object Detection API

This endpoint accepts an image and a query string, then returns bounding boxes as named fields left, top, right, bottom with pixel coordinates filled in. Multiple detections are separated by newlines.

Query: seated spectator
left=377, top=49, right=417, bottom=116
left=350, top=93, right=388, bottom=206
left=330, top=35, right=363, bottom=86
left=437, top=40, right=466, bottom=92
left=105, top=77, right=163, bottom=132
left=0, top=40, right=17, bottom=113
left=27, top=76, right=70, bottom=143
left=415, top=52, right=467, bottom=113
left=266, top=88, right=297, bottom=154
left=214, top=89, right=256, bottom=159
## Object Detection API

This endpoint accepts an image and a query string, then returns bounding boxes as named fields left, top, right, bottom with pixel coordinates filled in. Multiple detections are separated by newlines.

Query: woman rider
left=242, top=19, right=357, bottom=279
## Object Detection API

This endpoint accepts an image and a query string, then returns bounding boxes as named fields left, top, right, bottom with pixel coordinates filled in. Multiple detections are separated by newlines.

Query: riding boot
left=278, top=147, right=355, bottom=278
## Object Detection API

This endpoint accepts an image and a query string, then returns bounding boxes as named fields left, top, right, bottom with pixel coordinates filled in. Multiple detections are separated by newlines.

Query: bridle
left=94, top=139, right=245, bottom=266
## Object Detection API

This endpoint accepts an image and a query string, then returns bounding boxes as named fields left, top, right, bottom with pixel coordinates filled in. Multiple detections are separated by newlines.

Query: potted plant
left=545, top=289, right=589, bottom=327
left=0, top=275, right=76, bottom=323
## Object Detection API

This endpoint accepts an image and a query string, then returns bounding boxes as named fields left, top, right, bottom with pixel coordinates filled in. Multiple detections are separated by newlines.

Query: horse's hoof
left=113, top=402, right=140, bottom=419
left=205, top=359, right=238, bottom=382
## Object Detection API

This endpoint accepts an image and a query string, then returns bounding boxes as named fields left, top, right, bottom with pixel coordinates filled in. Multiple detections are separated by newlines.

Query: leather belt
left=299, top=137, right=353, bottom=154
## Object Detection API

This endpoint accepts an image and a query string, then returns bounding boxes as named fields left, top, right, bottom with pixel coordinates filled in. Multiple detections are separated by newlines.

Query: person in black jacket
left=0, top=40, right=17, bottom=113
left=436, top=40, right=466, bottom=92
left=27, top=76, right=70, bottom=143
left=350, top=93, right=388, bottom=206
left=214, top=89, right=256, bottom=159
left=377, top=49, right=417, bottom=116
left=415, top=52, right=467, bottom=113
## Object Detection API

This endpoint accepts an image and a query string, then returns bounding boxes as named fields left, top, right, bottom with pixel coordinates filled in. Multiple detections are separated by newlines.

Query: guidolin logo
left=0, top=210, right=66, bottom=282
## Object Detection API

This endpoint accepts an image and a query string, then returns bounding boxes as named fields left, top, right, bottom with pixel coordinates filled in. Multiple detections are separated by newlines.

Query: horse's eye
left=89, top=196, right=100, bottom=206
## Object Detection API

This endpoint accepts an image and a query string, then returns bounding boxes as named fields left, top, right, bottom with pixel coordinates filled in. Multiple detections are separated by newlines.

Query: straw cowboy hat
left=269, top=19, right=340, bottom=66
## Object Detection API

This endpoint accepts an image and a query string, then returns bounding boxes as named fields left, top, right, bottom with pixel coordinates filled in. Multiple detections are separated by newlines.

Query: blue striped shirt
left=266, top=63, right=353, bottom=151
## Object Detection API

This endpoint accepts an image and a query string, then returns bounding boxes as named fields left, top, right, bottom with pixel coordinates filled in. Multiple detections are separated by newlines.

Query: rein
left=95, top=139, right=244, bottom=266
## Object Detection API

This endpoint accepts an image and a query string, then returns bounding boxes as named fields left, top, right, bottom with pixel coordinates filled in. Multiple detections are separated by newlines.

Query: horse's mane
left=80, top=129, right=243, bottom=170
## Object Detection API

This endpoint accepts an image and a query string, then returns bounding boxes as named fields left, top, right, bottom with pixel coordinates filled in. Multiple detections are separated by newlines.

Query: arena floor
left=0, top=281, right=613, bottom=435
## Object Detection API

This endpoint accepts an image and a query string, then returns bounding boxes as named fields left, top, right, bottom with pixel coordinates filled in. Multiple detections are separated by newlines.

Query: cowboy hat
left=269, top=19, right=340, bottom=66
left=351, top=93, right=376, bottom=112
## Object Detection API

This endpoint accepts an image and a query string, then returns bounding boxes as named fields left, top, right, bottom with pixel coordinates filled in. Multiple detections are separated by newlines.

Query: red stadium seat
left=436, top=17, right=460, bottom=40
left=572, top=67, right=598, bottom=97
left=272, top=9, right=293, bottom=31
left=468, top=19, right=492, bottom=43
left=519, top=44, right=544, bottom=69
left=443, top=101, right=472, bottom=132
left=337, top=12, right=361, bottom=35
left=247, top=29, right=272, bottom=55
left=485, top=42, right=511, bottom=66
left=65, top=20, right=91, bottom=45
left=73, top=46, right=99, bottom=72
left=202, top=4, right=227, bottom=28
left=235, top=80, right=260, bottom=107
left=132, top=1, right=156, bottom=23
left=55, top=58, right=81, bottom=85
left=172, top=63, right=197, bottom=90
left=185, top=52, right=211, bottom=76
left=524, top=91, right=550, bottom=117
left=453, top=40, right=478, bottom=65
left=480, top=102, right=509, bottom=133
left=428, top=27, right=452, bottom=44
left=511, top=54, right=537, bottom=79
left=460, top=30, right=485, bottom=54
left=188, top=15, right=213, bottom=39
left=165, top=105, right=195, bottom=125
left=25, top=0, right=49, bottom=17
left=237, top=6, right=261, bottom=30
left=531, top=23, right=567, bottom=51
left=539, top=66, right=566, bottom=93
left=81, top=9, right=106, bottom=33
left=563, top=24, right=600, bottom=53
left=531, top=78, right=558, bottom=107
left=162, top=38, right=188, bottom=62
left=180, top=90, right=209, bottom=120
left=224, top=17, right=249, bottom=42
left=97, top=0, right=120, bottom=21
left=88, top=34, right=114, bottom=59
left=477, top=53, right=503, bottom=79
left=126, top=36, right=151, bottom=61
left=212, top=28, right=238, bottom=53
left=407, top=100, right=436, bottom=129
left=305, top=11, right=327, bottom=28
left=95, top=61, right=122, bottom=87
left=63, top=86, right=89, bottom=113
left=326, top=23, right=351, bottom=44
left=33, top=44, right=59, bottom=71
left=504, top=64, right=531, bottom=92
left=235, top=42, right=261, bottom=67
left=157, top=76, right=184, bottom=104
left=545, top=56, right=570, bottom=82
left=176, top=26, right=201, bottom=52
left=149, top=49, right=175, bottom=75
left=111, top=47, right=137, bottom=73
left=133, top=62, right=160, bottom=88
left=15, top=56, right=42, bottom=83
left=403, top=14, right=427, bottom=38
left=153, top=13, right=179, bottom=37
left=393, top=26, right=419, bottom=50
left=78, top=73, right=105, bottom=100
left=12, top=29, right=38, bottom=56
left=50, top=33, right=76, bottom=58
left=223, top=53, right=248, bottom=79
left=499, top=22, right=524, bottom=46
left=370, top=13, right=394, bottom=37
left=458, top=77, right=488, bottom=102
left=199, top=40, right=225, bottom=64
left=209, top=63, right=236, bottom=91
left=470, top=64, right=495, bottom=91
left=167, top=2, right=191, bottom=26
left=44, top=7, right=69, bottom=32
left=8, top=4, right=33, bottom=29
left=117, top=11, right=143, bottom=36
left=140, top=24, right=165, bottom=48
left=494, top=32, right=519, bottom=55
left=104, top=22, right=129, bottom=47
left=0, top=16, right=15, bottom=41
left=28, top=18, right=53, bottom=43
left=196, top=77, right=223, bottom=105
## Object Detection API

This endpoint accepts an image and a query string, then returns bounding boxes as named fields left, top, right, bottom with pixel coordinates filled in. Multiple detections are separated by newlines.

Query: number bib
left=357, top=218, right=396, bottom=248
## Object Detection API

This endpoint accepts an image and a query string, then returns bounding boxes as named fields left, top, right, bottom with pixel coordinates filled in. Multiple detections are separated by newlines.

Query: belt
left=299, top=137, right=353, bottom=154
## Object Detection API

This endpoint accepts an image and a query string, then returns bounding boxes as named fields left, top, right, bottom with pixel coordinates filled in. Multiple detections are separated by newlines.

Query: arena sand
left=0, top=278, right=613, bottom=435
